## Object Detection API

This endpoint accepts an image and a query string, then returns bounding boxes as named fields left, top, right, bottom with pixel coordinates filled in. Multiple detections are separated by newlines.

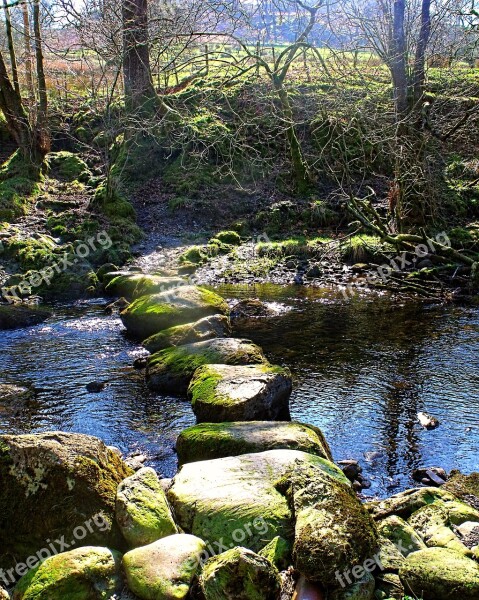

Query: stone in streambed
left=115, top=467, right=178, bottom=548
left=12, top=546, right=122, bottom=600
left=105, top=273, right=184, bottom=301
left=0, top=432, right=133, bottom=569
left=188, top=364, right=291, bottom=423
left=377, top=515, right=426, bottom=556
left=328, top=571, right=375, bottom=600
left=146, top=338, right=266, bottom=395
left=199, top=546, right=281, bottom=600
left=142, top=314, right=231, bottom=353
left=258, top=536, right=291, bottom=570
left=0, top=384, right=32, bottom=402
left=122, top=534, right=206, bottom=600
left=120, top=285, right=228, bottom=339
left=0, top=304, right=51, bottom=330
left=176, top=420, right=332, bottom=465
left=399, top=547, right=479, bottom=600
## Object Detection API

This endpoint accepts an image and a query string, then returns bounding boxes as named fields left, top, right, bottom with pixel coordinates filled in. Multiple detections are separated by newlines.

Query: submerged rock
left=0, top=304, right=51, bottom=330
left=115, top=467, right=178, bottom=548
left=0, top=432, right=132, bottom=569
left=142, top=314, right=231, bottom=353
left=199, top=546, right=281, bottom=600
left=188, top=364, right=292, bottom=423
left=123, top=534, right=206, bottom=600
left=146, top=338, right=266, bottom=394
left=12, top=546, right=122, bottom=600
left=120, top=285, right=228, bottom=339
left=399, top=547, right=479, bottom=599
left=176, top=420, right=332, bottom=465
left=105, top=273, right=184, bottom=301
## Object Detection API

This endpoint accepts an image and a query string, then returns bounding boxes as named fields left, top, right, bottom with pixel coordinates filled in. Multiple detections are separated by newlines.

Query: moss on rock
left=105, top=274, right=184, bottom=301
left=0, top=432, right=133, bottom=569
left=142, top=315, right=231, bottom=353
left=176, top=420, right=332, bottom=465
left=443, top=471, right=479, bottom=504
left=115, top=467, right=178, bottom=548
left=377, top=515, right=426, bottom=556
left=258, top=536, right=291, bottom=571
left=123, top=534, right=206, bottom=600
left=188, top=364, right=291, bottom=423
left=120, top=285, right=229, bottom=339
left=146, top=338, right=266, bottom=395
left=199, top=547, right=281, bottom=600
left=12, top=546, right=122, bottom=600
left=399, top=547, right=479, bottom=600
left=0, top=304, right=52, bottom=330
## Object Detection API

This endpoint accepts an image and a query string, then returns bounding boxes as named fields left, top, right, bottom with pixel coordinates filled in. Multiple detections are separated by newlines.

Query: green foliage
left=46, top=152, right=91, bottom=183
left=340, top=234, right=391, bottom=263
left=256, top=235, right=333, bottom=260
left=0, top=151, right=42, bottom=221
left=214, top=230, right=241, bottom=245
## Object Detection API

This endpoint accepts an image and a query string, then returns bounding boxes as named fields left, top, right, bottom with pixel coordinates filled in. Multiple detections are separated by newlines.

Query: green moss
left=340, top=234, right=391, bottom=263
left=258, top=536, right=291, bottom=570
left=179, top=245, right=209, bottom=265
left=215, top=230, right=241, bottom=245
left=46, top=152, right=91, bottom=183
left=377, top=515, right=426, bottom=556
left=0, top=150, right=42, bottom=221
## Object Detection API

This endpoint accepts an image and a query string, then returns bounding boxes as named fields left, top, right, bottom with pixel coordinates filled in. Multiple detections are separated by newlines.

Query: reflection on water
left=1, top=288, right=479, bottom=495
left=0, top=300, right=194, bottom=477
left=218, top=284, right=479, bottom=496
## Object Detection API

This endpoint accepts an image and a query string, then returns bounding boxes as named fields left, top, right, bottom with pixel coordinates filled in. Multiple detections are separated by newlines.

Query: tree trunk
left=21, top=1, right=36, bottom=108
left=3, top=0, right=20, bottom=96
left=390, top=0, right=409, bottom=117
left=122, top=0, right=156, bottom=112
left=412, top=0, right=431, bottom=105
left=32, top=0, right=50, bottom=155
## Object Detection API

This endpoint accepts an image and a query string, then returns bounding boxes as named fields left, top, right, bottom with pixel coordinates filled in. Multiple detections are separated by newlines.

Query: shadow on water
left=217, top=284, right=479, bottom=496
left=1, top=287, right=479, bottom=495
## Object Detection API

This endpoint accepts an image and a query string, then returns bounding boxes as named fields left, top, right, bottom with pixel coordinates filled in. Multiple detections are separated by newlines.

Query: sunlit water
left=1, top=288, right=479, bottom=496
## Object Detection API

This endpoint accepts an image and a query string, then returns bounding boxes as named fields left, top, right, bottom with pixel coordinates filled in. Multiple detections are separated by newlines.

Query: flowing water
left=1, top=286, right=479, bottom=497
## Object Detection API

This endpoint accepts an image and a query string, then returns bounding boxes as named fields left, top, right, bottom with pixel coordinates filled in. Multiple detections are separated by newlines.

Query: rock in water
left=417, top=411, right=440, bottom=429
left=399, top=547, right=479, bottom=599
left=176, top=421, right=332, bottom=465
left=199, top=547, right=281, bottom=600
left=105, top=274, right=184, bottom=300
left=188, top=364, right=292, bottom=423
left=0, top=384, right=32, bottom=402
left=0, top=304, right=51, bottom=330
left=142, top=315, right=232, bottom=353
left=0, top=432, right=133, bottom=569
left=12, top=547, right=122, bottom=600
left=115, top=467, right=178, bottom=548
left=120, top=286, right=229, bottom=339
left=123, top=534, right=206, bottom=600
left=146, top=338, right=266, bottom=394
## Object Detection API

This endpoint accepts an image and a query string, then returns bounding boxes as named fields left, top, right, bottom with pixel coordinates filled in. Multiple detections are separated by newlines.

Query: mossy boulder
left=374, top=573, right=404, bottom=599
left=214, top=231, right=241, bottom=245
left=279, top=461, right=379, bottom=587
left=376, top=536, right=406, bottom=572
left=0, top=304, right=51, bottom=330
left=167, top=449, right=350, bottom=554
left=12, top=547, right=122, bottom=600
left=199, top=547, right=281, bottom=600
left=399, top=547, right=479, bottom=599
left=46, top=151, right=91, bottom=182
left=120, top=286, right=229, bottom=339
left=142, top=315, right=231, bottom=353
left=377, top=515, right=426, bottom=556
left=146, top=339, right=266, bottom=395
left=105, top=274, right=184, bottom=301
left=115, top=467, right=178, bottom=548
left=0, top=432, right=133, bottom=569
left=176, top=421, right=332, bottom=465
left=188, top=364, right=291, bottom=423
left=367, top=487, right=458, bottom=521
left=123, top=534, right=206, bottom=600
left=443, top=471, right=479, bottom=504
left=258, top=536, right=291, bottom=571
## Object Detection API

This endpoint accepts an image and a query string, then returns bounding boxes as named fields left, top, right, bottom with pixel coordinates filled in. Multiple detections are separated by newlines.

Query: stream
left=1, top=284, right=479, bottom=497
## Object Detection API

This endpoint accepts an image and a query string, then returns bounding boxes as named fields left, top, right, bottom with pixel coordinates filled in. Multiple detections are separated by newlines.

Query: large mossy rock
left=188, top=364, right=292, bottom=423
left=123, top=534, right=206, bottom=600
left=367, top=487, right=458, bottom=521
left=176, top=421, right=332, bottom=465
left=142, top=315, right=232, bottom=353
left=0, top=304, right=51, bottom=330
left=120, top=286, right=229, bottom=339
left=12, top=546, right=122, bottom=600
left=115, top=467, right=178, bottom=548
left=0, top=432, right=133, bottom=568
left=278, top=461, right=378, bottom=587
left=146, top=339, right=266, bottom=395
left=399, top=547, right=479, bottom=599
left=105, top=274, right=184, bottom=301
left=199, top=546, right=281, bottom=600
left=167, top=450, right=300, bottom=552
left=443, top=471, right=479, bottom=504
